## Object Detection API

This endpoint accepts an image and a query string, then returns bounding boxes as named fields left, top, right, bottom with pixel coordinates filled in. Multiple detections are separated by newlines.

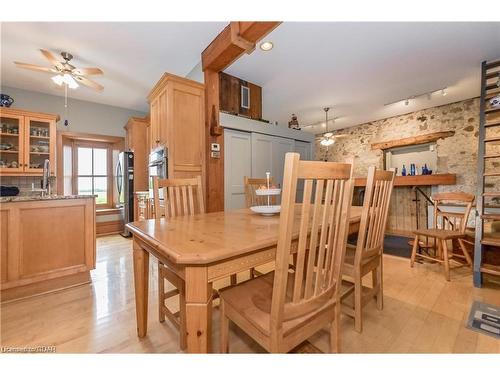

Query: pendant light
left=320, top=107, right=335, bottom=147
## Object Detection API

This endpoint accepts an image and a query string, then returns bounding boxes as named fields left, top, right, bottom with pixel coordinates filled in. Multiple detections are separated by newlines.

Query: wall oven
left=148, top=146, right=168, bottom=195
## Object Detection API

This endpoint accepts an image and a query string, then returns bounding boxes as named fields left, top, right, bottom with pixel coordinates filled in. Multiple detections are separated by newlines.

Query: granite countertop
left=0, top=194, right=96, bottom=203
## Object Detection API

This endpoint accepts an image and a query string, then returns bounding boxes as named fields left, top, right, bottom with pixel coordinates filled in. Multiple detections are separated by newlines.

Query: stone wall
left=315, top=98, right=482, bottom=194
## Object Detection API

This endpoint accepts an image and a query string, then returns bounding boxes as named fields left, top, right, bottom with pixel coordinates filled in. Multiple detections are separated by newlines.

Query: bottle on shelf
left=401, top=164, right=407, bottom=176
left=410, top=163, right=416, bottom=176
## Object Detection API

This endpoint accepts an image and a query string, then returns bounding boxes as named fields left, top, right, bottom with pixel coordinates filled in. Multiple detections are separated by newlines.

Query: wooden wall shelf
left=355, top=173, right=457, bottom=187
left=371, top=131, right=455, bottom=150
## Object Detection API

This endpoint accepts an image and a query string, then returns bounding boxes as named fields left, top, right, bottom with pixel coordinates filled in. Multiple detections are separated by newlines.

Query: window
left=74, top=142, right=111, bottom=206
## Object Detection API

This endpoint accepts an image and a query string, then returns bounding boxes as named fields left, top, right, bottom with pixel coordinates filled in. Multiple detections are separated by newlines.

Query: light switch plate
left=211, top=143, right=220, bottom=152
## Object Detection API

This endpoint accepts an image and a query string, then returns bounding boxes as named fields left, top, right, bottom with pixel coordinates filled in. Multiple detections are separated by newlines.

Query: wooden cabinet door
left=24, top=117, right=56, bottom=174
left=0, top=113, right=25, bottom=173
left=224, top=129, right=252, bottom=210
left=166, top=81, right=204, bottom=180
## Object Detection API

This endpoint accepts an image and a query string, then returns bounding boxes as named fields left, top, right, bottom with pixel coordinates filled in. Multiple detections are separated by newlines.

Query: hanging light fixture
left=51, top=73, right=79, bottom=89
left=320, top=107, right=335, bottom=147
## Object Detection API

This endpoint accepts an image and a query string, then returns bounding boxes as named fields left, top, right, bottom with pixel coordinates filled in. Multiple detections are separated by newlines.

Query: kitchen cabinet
left=0, top=108, right=58, bottom=176
left=147, top=73, right=205, bottom=185
left=124, top=116, right=149, bottom=192
left=0, top=196, right=96, bottom=302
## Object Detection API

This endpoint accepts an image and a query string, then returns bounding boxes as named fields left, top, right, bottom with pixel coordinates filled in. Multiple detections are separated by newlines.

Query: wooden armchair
left=341, top=167, right=395, bottom=333
left=152, top=176, right=205, bottom=350
left=220, top=153, right=355, bottom=353
left=410, top=192, right=474, bottom=281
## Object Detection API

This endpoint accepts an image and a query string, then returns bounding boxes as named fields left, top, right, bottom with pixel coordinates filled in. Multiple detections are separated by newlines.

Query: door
left=25, top=117, right=55, bottom=174
left=272, top=136, right=294, bottom=188
left=224, top=129, right=252, bottom=210
left=294, top=141, right=312, bottom=202
left=251, top=133, right=274, bottom=179
left=0, top=113, right=24, bottom=172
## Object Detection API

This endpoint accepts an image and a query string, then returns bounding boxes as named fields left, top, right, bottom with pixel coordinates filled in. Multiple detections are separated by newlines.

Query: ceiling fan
left=14, top=49, right=104, bottom=92
left=318, top=107, right=347, bottom=146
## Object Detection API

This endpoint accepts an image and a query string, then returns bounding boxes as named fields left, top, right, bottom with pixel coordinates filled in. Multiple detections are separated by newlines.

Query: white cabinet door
left=294, top=141, right=312, bottom=202
left=224, top=129, right=252, bottom=210
left=272, top=137, right=295, bottom=188
left=251, top=133, right=274, bottom=179
left=294, top=140, right=312, bottom=161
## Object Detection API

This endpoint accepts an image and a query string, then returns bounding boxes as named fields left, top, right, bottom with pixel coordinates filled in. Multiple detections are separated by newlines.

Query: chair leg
left=410, top=235, right=419, bottom=267
left=458, top=239, right=473, bottom=267
left=354, top=274, right=362, bottom=333
left=250, top=267, right=256, bottom=279
left=220, top=300, right=229, bottom=353
left=374, top=258, right=383, bottom=310
left=230, top=274, right=237, bottom=285
left=441, top=240, right=451, bottom=281
left=330, top=302, right=341, bottom=353
left=179, top=287, right=187, bottom=351
left=158, top=263, right=165, bottom=323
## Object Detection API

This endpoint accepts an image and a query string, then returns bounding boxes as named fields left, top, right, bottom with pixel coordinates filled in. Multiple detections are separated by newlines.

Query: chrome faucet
left=42, top=159, right=51, bottom=196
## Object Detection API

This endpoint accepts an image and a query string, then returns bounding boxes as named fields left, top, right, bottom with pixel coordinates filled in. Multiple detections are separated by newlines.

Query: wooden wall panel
left=1, top=210, right=8, bottom=283
left=19, top=205, right=86, bottom=277
left=219, top=72, right=262, bottom=120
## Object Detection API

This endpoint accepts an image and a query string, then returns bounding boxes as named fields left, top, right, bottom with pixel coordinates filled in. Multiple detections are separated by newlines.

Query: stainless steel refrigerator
left=116, top=151, right=134, bottom=237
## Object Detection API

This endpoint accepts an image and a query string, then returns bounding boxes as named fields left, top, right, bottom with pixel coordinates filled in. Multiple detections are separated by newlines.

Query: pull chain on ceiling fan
left=14, top=49, right=104, bottom=126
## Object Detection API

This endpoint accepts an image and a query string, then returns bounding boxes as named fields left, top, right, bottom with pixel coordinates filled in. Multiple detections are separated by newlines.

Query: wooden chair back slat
left=270, top=153, right=354, bottom=330
left=244, top=176, right=277, bottom=207
left=152, top=176, right=205, bottom=219
left=354, top=167, right=395, bottom=267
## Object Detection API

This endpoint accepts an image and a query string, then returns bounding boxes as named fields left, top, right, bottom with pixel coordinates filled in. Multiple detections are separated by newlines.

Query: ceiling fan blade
left=14, top=61, right=57, bottom=73
left=40, top=49, right=63, bottom=69
left=73, top=75, right=104, bottom=92
left=73, top=67, right=103, bottom=76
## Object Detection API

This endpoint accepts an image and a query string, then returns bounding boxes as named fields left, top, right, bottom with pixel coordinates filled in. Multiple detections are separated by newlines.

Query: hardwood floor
left=1, top=234, right=499, bottom=353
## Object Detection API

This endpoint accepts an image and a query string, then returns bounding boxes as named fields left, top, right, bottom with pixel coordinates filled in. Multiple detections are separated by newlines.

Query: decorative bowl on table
left=250, top=205, right=281, bottom=216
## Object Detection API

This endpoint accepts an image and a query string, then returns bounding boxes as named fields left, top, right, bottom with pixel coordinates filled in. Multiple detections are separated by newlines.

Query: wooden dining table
left=126, top=206, right=362, bottom=353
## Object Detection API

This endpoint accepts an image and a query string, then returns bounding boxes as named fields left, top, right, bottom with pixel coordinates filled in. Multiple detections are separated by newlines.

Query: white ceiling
left=225, top=22, right=500, bottom=133
left=1, top=22, right=226, bottom=112
left=2, top=22, right=500, bottom=134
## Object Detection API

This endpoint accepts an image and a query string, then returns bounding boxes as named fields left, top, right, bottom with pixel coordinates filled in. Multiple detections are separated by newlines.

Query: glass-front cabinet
left=0, top=108, right=57, bottom=176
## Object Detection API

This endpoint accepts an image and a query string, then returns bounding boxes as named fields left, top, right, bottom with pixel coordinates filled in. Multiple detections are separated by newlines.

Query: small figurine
left=288, top=114, right=300, bottom=129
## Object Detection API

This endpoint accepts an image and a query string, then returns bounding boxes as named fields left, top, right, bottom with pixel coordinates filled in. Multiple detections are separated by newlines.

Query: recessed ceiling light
left=259, top=41, right=274, bottom=51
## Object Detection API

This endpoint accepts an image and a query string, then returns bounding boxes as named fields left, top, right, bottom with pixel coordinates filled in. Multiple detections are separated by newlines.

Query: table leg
left=184, top=266, right=213, bottom=353
left=133, top=239, right=150, bottom=338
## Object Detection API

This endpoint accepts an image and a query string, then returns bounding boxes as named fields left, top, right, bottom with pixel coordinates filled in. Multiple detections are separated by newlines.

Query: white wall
left=1, top=86, right=146, bottom=136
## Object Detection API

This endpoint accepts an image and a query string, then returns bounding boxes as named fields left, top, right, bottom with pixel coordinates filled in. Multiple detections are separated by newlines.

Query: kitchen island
left=0, top=195, right=96, bottom=302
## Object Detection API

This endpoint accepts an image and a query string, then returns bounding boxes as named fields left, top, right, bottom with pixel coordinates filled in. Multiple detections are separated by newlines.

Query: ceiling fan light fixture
left=320, top=137, right=335, bottom=147
left=51, top=74, right=64, bottom=86
left=63, top=74, right=79, bottom=89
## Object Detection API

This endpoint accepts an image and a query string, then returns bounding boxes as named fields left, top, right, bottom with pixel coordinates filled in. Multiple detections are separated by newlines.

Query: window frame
left=72, top=140, right=113, bottom=208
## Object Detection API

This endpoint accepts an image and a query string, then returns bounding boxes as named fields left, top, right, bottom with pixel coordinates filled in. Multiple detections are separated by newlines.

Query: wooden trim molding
left=371, top=131, right=455, bottom=150
left=96, top=220, right=123, bottom=236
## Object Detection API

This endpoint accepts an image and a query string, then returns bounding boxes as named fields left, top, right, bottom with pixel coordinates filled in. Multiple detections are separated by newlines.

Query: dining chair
left=242, top=176, right=277, bottom=282
left=410, top=192, right=474, bottom=281
left=340, top=167, right=395, bottom=333
left=244, top=176, right=277, bottom=208
left=152, top=175, right=205, bottom=350
left=220, top=152, right=355, bottom=353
